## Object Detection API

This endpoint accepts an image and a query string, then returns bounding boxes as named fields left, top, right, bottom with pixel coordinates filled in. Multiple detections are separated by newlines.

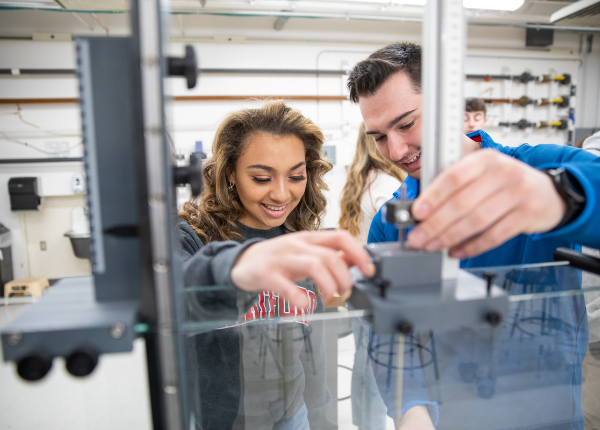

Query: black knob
left=559, top=73, right=571, bottom=85
left=17, top=355, right=53, bottom=381
left=66, top=350, right=99, bottom=377
left=174, top=152, right=204, bottom=196
left=486, top=311, right=502, bottom=327
left=516, top=119, right=531, bottom=130
left=397, top=320, right=413, bottom=335
left=168, top=45, right=198, bottom=89
left=556, top=119, right=568, bottom=130
left=557, top=96, right=570, bottom=108
left=518, top=72, right=535, bottom=83
left=373, top=277, right=389, bottom=299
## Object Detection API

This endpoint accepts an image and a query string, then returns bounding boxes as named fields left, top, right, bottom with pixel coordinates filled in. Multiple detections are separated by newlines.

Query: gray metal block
left=349, top=268, right=509, bottom=334
left=366, top=242, right=443, bottom=289
left=1, top=277, right=138, bottom=362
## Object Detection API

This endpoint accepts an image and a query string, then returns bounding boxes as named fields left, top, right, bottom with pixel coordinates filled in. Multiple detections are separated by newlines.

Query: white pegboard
left=464, top=53, right=579, bottom=147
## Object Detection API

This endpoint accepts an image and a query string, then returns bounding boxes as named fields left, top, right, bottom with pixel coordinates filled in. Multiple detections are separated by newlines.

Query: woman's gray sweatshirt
left=179, top=220, right=336, bottom=430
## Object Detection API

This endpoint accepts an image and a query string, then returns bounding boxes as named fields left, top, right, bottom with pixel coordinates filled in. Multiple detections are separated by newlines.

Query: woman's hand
left=230, top=230, right=375, bottom=308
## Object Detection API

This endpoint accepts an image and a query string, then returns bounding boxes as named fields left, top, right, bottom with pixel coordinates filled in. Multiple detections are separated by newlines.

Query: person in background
left=464, top=97, right=488, bottom=134
left=179, top=101, right=373, bottom=430
left=577, top=129, right=600, bottom=429
left=339, top=122, right=407, bottom=244
left=338, top=122, right=406, bottom=430
left=580, top=131, right=600, bottom=156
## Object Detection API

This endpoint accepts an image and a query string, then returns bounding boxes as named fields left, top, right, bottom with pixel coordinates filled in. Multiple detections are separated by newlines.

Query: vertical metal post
left=421, top=0, right=466, bottom=279
left=133, top=0, right=189, bottom=429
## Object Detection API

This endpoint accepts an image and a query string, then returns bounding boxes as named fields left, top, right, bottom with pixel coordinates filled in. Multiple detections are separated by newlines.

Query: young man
left=347, top=42, right=600, bottom=263
left=464, top=97, right=488, bottom=134
left=347, top=42, right=600, bottom=430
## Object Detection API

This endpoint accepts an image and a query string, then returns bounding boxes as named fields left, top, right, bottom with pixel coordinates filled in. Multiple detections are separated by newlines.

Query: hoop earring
left=228, top=181, right=235, bottom=190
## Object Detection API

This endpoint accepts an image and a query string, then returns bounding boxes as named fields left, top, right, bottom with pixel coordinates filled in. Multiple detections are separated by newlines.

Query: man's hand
left=408, top=149, right=567, bottom=259
left=231, top=230, right=375, bottom=309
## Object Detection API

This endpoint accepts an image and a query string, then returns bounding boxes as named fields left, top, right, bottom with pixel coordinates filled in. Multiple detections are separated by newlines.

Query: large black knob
left=397, top=320, right=413, bottom=335
left=66, top=349, right=99, bottom=377
left=17, top=355, right=53, bottom=381
left=174, top=152, right=204, bottom=196
left=168, top=45, right=198, bottom=89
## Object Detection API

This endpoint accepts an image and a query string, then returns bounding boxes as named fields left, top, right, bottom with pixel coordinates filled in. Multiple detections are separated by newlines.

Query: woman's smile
left=261, top=203, right=289, bottom=217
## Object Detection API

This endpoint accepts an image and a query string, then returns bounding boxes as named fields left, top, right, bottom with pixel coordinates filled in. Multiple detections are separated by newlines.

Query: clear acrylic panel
left=176, top=262, right=600, bottom=429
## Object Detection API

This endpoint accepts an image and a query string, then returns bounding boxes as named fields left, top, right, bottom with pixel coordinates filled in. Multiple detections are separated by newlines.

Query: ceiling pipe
left=0, top=6, right=598, bottom=31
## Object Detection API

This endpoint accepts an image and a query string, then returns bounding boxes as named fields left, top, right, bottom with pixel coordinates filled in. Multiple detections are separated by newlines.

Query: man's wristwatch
left=542, top=167, right=586, bottom=230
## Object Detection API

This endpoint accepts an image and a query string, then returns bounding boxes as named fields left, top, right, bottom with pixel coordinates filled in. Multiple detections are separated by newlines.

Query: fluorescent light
left=463, top=0, right=524, bottom=11
left=331, top=0, right=426, bottom=4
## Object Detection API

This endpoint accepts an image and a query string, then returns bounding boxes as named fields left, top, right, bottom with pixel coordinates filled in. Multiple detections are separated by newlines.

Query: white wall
left=0, top=11, right=597, bottom=279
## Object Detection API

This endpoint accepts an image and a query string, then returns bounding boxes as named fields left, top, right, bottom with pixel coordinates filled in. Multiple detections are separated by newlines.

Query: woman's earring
left=228, top=181, right=235, bottom=190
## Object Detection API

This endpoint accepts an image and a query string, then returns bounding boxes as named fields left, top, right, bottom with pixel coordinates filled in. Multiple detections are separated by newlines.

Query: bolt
left=482, top=271, right=497, bottom=297
left=486, top=312, right=502, bottom=327
left=153, top=260, right=169, bottom=273
left=397, top=321, right=413, bottom=335
left=7, top=332, right=22, bottom=346
left=164, top=384, right=177, bottom=394
left=396, top=209, right=411, bottom=223
left=110, top=322, right=126, bottom=339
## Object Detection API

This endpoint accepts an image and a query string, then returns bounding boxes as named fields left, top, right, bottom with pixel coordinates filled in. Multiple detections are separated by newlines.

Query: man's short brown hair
left=465, top=98, right=487, bottom=116
left=347, top=42, right=422, bottom=103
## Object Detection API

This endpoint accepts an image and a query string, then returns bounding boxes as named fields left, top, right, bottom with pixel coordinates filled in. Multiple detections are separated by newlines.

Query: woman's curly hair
left=339, top=122, right=406, bottom=237
left=179, top=101, right=332, bottom=243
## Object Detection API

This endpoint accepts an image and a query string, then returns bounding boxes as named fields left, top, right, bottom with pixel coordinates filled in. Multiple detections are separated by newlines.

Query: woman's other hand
left=231, top=230, right=375, bottom=308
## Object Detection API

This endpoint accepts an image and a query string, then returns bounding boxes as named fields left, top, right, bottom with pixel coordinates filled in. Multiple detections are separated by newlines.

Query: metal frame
left=133, top=1, right=190, bottom=429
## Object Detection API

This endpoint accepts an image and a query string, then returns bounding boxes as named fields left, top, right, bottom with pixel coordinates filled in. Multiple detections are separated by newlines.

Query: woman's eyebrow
left=289, top=162, right=306, bottom=171
left=247, top=164, right=274, bottom=171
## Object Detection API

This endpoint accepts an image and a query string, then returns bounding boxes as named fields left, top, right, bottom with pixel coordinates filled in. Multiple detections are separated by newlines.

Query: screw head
left=164, top=384, right=177, bottom=394
left=110, top=323, right=126, bottom=339
left=396, top=209, right=411, bottom=223
left=7, top=332, right=22, bottom=346
left=486, top=312, right=502, bottom=326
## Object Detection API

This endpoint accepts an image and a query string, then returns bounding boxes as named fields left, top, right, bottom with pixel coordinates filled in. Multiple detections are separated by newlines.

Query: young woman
left=339, top=122, right=406, bottom=244
left=179, top=101, right=339, bottom=430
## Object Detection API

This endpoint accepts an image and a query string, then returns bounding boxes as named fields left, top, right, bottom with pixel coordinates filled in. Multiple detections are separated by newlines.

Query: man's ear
left=483, top=116, right=489, bottom=126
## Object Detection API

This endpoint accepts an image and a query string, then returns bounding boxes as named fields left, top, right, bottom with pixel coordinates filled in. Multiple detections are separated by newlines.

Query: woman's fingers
left=282, top=254, right=343, bottom=302
left=302, top=230, right=375, bottom=277
left=265, top=274, right=310, bottom=309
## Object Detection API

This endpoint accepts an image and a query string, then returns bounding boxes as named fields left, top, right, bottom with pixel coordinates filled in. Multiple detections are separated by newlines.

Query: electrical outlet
left=40, top=241, right=47, bottom=251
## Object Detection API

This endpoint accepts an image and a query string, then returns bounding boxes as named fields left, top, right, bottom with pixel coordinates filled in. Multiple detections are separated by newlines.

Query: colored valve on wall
left=483, top=96, right=570, bottom=108
left=498, top=118, right=569, bottom=130
left=467, top=72, right=572, bottom=85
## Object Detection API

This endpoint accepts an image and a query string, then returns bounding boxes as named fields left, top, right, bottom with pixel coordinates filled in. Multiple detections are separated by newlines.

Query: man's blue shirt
left=367, top=129, right=600, bottom=266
